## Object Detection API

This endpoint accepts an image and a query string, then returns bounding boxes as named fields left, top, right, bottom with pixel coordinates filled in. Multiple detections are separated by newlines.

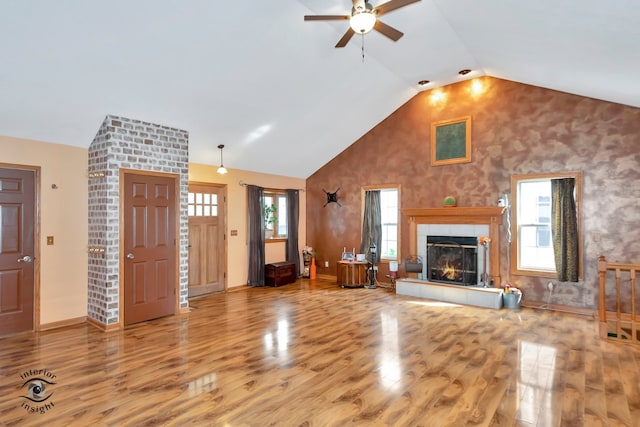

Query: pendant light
left=217, top=144, right=228, bottom=175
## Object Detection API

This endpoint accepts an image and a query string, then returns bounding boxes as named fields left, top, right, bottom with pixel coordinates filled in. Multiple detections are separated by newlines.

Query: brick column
left=88, top=115, right=189, bottom=329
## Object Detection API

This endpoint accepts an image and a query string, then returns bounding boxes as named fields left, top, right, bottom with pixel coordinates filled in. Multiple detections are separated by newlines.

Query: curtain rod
left=238, top=180, right=305, bottom=192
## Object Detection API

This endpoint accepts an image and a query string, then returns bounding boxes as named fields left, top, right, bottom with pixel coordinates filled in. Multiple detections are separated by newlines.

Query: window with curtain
left=361, top=185, right=400, bottom=262
left=510, top=172, right=582, bottom=280
left=264, top=191, right=288, bottom=240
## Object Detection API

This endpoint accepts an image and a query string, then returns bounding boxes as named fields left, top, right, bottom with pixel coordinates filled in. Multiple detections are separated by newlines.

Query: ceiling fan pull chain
left=361, top=33, right=365, bottom=62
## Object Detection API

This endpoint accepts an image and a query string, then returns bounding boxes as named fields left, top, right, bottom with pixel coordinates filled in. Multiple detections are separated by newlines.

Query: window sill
left=265, top=237, right=287, bottom=244
left=512, top=268, right=557, bottom=279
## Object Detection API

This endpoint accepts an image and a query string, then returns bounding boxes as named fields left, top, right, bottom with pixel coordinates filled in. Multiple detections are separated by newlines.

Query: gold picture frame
left=431, top=116, right=471, bottom=166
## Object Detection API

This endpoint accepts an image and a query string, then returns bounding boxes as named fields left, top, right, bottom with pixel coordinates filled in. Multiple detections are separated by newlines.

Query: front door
left=188, top=183, right=226, bottom=297
left=123, top=173, right=176, bottom=325
left=0, top=167, right=35, bottom=335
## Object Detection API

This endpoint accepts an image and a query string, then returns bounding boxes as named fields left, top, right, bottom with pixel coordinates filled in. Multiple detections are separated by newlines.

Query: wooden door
left=0, top=167, right=35, bottom=335
left=188, top=183, right=225, bottom=297
left=123, top=173, right=176, bottom=325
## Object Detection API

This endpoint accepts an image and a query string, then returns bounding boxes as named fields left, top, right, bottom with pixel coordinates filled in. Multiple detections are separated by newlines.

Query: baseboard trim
left=86, top=317, right=121, bottom=332
left=39, top=316, right=86, bottom=331
left=521, top=301, right=597, bottom=319
left=226, top=285, right=248, bottom=293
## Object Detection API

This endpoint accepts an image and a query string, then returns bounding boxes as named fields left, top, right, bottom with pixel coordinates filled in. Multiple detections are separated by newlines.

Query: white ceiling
left=1, top=0, right=638, bottom=178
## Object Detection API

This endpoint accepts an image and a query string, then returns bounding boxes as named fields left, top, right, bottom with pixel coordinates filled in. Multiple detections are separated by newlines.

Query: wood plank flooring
left=1, top=278, right=639, bottom=426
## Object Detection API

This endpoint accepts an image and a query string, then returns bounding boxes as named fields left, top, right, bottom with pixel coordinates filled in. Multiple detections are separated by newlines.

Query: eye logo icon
left=22, top=378, right=55, bottom=402
left=18, top=369, right=57, bottom=414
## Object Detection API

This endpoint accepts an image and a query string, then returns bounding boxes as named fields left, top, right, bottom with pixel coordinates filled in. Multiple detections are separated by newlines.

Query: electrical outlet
left=324, top=261, right=329, bottom=268
left=548, top=281, right=554, bottom=291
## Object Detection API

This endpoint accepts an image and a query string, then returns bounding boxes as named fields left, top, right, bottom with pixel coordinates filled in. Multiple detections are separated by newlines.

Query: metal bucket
left=503, top=291, right=522, bottom=309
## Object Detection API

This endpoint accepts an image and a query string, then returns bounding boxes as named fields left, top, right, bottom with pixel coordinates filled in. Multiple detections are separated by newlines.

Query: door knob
left=126, top=253, right=135, bottom=259
left=17, top=255, right=33, bottom=263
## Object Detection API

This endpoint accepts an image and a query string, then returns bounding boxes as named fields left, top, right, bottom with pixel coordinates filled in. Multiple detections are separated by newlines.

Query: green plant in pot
left=264, top=203, right=278, bottom=236
left=443, top=195, right=456, bottom=207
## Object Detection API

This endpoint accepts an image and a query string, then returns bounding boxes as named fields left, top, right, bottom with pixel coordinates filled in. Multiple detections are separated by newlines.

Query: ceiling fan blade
left=335, top=28, right=356, bottom=48
left=304, top=15, right=349, bottom=21
left=374, top=20, right=404, bottom=41
left=374, top=0, right=421, bottom=17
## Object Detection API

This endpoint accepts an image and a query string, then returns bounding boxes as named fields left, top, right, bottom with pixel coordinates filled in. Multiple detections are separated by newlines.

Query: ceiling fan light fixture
left=350, top=11, right=376, bottom=34
left=216, top=144, right=228, bottom=175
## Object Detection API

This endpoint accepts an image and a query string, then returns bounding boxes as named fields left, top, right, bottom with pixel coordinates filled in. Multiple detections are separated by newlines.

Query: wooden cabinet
left=337, top=261, right=368, bottom=288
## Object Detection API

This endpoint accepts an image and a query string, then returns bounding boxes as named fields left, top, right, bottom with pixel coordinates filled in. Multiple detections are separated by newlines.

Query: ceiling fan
left=304, top=0, right=421, bottom=48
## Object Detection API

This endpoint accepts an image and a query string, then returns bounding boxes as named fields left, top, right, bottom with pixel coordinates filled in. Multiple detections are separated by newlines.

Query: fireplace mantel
left=403, top=207, right=505, bottom=223
left=402, top=206, right=506, bottom=285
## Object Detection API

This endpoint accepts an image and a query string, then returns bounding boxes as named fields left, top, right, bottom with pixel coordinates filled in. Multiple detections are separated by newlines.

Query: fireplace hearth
left=427, top=236, right=478, bottom=286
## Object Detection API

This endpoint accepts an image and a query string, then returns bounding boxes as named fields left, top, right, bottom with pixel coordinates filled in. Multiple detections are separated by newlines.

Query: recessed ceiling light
left=458, top=69, right=472, bottom=76
left=418, top=80, right=430, bottom=86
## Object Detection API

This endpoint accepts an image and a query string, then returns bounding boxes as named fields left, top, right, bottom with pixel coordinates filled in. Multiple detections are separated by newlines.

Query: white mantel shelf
left=402, top=206, right=506, bottom=286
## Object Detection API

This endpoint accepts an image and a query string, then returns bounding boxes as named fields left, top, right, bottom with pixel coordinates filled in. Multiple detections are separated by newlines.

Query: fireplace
left=402, top=207, right=505, bottom=286
left=427, top=236, right=478, bottom=286
left=397, top=207, right=505, bottom=308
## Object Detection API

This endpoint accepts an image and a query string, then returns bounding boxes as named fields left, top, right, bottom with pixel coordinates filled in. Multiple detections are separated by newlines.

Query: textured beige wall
left=306, top=76, right=640, bottom=309
left=188, top=163, right=306, bottom=289
left=0, top=136, right=88, bottom=325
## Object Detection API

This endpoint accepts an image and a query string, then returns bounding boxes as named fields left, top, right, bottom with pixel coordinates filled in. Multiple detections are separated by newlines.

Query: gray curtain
left=247, top=185, right=265, bottom=286
left=551, top=178, right=579, bottom=282
left=360, top=190, right=382, bottom=263
left=286, top=189, right=300, bottom=277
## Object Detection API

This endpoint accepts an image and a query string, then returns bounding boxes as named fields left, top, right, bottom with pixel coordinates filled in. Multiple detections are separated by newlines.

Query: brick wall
left=88, top=115, right=189, bottom=326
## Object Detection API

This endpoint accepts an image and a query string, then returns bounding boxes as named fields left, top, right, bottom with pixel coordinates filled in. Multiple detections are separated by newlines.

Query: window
left=188, top=191, right=218, bottom=217
left=380, top=189, right=398, bottom=260
left=536, top=195, right=551, bottom=247
left=264, top=191, right=287, bottom=239
left=510, top=172, right=582, bottom=278
left=362, top=185, right=400, bottom=261
left=516, top=180, right=554, bottom=270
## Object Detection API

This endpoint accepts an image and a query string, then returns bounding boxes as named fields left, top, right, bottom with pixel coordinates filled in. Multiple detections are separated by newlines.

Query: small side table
left=337, top=261, right=368, bottom=288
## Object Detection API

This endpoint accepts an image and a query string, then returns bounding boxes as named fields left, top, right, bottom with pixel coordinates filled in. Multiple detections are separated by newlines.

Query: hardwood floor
left=1, top=278, right=639, bottom=426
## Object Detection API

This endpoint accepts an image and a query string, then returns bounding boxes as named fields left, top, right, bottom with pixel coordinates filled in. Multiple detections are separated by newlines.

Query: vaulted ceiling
left=1, top=1, right=638, bottom=178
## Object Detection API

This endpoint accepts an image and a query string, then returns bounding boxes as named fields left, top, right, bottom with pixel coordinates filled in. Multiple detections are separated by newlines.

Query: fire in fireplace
left=427, top=236, right=478, bottom=286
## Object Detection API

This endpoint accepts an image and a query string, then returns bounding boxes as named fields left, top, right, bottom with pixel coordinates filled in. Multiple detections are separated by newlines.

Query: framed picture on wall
left=431, top=116, right=471, bottom=166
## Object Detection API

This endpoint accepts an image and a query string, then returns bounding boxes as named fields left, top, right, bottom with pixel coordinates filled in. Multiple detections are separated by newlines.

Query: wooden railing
left=598, top=255, right=640, bottom=344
